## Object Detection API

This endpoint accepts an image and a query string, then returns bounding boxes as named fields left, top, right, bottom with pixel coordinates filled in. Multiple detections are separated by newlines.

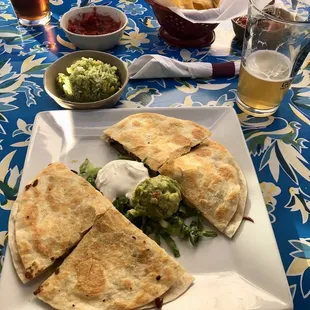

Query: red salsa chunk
left=235, top=16, right=247, bottom=28
left=68, top=8, right=121, bottom=35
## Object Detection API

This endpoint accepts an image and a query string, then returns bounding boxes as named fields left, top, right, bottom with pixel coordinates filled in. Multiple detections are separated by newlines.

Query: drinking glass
left=10, top=0, right=51, bottom=26
left=237, top=0, right=310, bottom=117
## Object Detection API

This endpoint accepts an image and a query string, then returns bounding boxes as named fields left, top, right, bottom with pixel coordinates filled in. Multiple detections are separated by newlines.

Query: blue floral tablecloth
left=0, top=0, right=310, bottom=309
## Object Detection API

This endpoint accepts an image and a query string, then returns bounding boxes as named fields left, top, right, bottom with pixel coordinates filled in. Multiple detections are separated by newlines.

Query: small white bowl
left=60, top=6, right=128, bottom=51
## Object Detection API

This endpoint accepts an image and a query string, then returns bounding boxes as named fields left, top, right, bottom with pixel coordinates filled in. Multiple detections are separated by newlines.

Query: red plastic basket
left=145, top=0, right=218, bottom=47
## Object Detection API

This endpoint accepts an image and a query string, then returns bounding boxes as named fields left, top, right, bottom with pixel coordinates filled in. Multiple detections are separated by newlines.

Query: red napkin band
left=212, top=62, right=236, bottom=78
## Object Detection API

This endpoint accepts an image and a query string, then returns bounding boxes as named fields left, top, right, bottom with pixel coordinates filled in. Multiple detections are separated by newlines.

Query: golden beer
left=10, top=0, right=50, bottom=26
left=237, top=50, right=293, bottom=116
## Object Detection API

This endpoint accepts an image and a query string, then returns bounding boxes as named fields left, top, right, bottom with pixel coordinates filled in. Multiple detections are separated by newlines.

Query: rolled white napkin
left=128, top=55, right=240, bottom=79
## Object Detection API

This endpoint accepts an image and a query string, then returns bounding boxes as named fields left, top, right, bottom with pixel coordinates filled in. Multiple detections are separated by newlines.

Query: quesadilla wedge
left=35, top=207, right=187, bottom=310
left=159, top=140, right=246, bottom=235
left=138, top=272, right=194, bottom=309
left=103, top=113, right=211, bottom=172
left=9, top=201, right=28, bottom=283
left=12, top=163, right=112, bottom=282
left=223, top=160, right=248, bottom=238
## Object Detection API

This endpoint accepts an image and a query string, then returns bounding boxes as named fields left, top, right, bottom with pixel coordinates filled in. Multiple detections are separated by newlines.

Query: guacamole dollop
left=56, top=57, right=121, bottom=102
left=129, top=175, right=182, bottom=221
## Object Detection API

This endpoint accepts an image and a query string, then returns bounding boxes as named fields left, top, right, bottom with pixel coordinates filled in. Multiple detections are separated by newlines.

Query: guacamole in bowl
left=57, top=57, right=121, bottom=103
left=44, top=50, right=129, bottom=110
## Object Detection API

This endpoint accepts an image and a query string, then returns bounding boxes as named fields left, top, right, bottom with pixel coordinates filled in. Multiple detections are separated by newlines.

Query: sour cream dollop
left=95, top=160, right=149, bottom=201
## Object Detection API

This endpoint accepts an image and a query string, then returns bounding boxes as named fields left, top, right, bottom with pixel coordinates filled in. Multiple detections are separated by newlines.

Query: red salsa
left=235, top=16, right=247, bottom=28
left=68, top=8, right=121, bottom=35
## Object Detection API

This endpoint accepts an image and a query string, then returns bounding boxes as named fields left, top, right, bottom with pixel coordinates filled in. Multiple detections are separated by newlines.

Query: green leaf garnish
left=79, top=159, right=101, bottom=188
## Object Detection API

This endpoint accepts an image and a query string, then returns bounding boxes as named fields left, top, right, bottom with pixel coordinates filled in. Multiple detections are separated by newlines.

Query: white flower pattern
left=0, top=1, right=309, bottom=310
left=260, top=182, right=281, bottom=224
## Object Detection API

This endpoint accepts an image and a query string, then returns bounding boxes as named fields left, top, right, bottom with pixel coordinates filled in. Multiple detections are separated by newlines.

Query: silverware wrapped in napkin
left=128, top=55, right=240, bottom=79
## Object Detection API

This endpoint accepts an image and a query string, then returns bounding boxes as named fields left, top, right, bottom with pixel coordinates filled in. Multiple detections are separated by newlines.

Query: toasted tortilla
left=139, top=272, right=194, bottom=309
left=159, top=140, right=243, bottom=234
left=103, top=113, right=211, bottom=172
left=13, top=163, right=112, bottom=282
left=35, top=207, right=186, bottom=310
left=224, top=160, right=248, bottom=238
left=8, top=201, right=28, bottom=283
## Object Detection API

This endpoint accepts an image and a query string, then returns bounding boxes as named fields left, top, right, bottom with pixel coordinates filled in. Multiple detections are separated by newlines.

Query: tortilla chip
left=169, top=0, right=218, bottom=9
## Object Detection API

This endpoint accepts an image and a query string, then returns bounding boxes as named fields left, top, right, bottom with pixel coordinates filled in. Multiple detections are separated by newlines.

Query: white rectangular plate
left=0, top=107, right=293, bottom=310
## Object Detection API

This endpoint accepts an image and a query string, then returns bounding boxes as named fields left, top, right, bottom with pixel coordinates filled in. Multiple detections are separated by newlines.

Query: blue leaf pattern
left=301, top=267, right=310, bottom=299
left=291, top=240, right=310, bottom=253
left=0, top=1, right=309, bottom=309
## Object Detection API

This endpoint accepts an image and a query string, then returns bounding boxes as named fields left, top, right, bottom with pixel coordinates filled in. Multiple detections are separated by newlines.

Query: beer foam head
left=246, top=50, right=292, bottom=81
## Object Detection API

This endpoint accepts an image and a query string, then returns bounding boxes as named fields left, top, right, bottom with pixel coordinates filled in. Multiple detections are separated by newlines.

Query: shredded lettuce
left=79, top=158, right=217, bottom=258
left=79, top=158, right=101, bottom=187
left=113, top=196, right=217, bottom=258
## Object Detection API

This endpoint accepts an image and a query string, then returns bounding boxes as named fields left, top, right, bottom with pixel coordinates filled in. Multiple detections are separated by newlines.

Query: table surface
left=0, top=0, right=310, bottom=309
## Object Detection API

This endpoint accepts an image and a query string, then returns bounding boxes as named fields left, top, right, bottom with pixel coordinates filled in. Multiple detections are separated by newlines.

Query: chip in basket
left=168, top=0, right=220, bottom=9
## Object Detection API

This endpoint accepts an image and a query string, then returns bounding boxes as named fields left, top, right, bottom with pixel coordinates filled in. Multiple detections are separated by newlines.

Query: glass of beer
left=10, top=0, right=51, bottom=26
left=237, top=0, right=310, bottom=117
